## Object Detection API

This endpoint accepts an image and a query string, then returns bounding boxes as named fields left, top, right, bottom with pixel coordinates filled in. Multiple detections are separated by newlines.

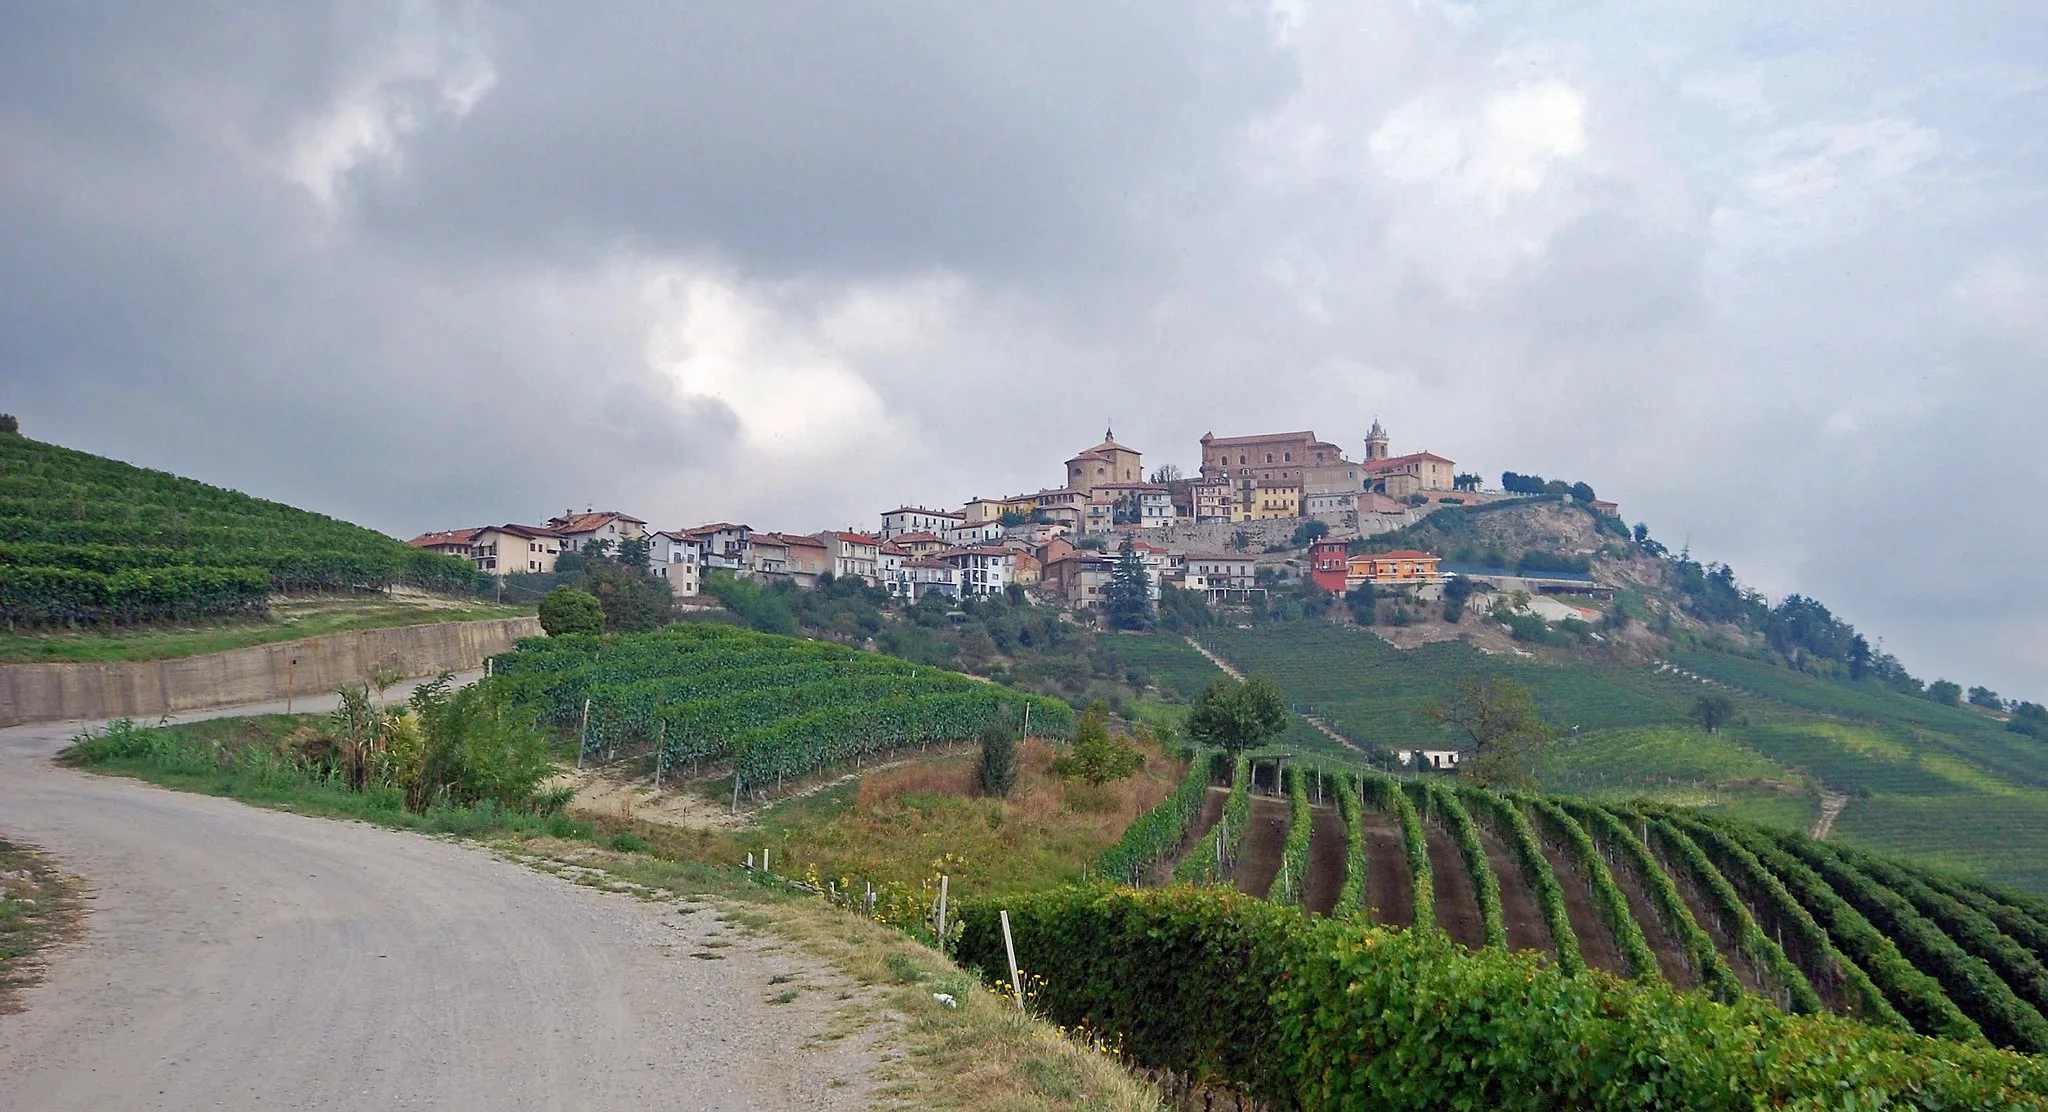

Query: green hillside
left=1179, top=621, right=2048, bottom=892
left=0, top=433, right=475, bottom=627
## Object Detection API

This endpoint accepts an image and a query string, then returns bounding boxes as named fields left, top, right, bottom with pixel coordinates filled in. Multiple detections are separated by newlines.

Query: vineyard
left=487, top=623, right=1072, bottom=793
left=1086, top=756, right=2048, bottom=1069
left=1193, top=622, right=1704, bottom=752
left=1188, top=622, right=2048, bottom=892
left=0, top=434, right=475, bottom=627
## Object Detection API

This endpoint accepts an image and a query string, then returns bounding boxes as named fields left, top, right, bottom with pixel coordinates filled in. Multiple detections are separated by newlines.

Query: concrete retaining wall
left=0, top=617, right=542, bottom=727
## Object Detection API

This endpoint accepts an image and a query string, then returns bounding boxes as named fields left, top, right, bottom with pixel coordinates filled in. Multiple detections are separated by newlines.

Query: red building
left=1309, top=539, right=1350, bottom=593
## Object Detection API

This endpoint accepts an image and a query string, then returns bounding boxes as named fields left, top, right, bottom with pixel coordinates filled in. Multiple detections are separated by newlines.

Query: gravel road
left=0, top=688, right=882, bottom=1110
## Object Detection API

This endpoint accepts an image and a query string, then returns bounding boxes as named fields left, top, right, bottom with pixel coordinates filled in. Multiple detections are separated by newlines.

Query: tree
left=2010, top=703, right=2048, bottom=740
left=616, top=535, right=651, bottom=568
left=1848, top=635, right=1873, bottom=680
left=1345, top=581, right=1377, bottom=625
left=1149, top=463, right=1183, bottom=483
left=977, top=717, right=1019, bottom=797
left=1442, top=576, right=1473, bottom=623
left=1453, top=472, right=1482, bottom=492
left=1289, top=519, right=1329, bottom=547
left=1104, top=541, right=1153, bottom=631
left=582, top=538, right=613, bottom=560
left=1569, top=481, right=1597, bottom=504
left=1052, top=702, right=1142, bottom=786
left=584, top=563, right=670, bottom=632
left=538, top=586, right=604, bottom=636
left=1925, top=680, right=1962, bottom=707
left=1690, top=693, right=1736, bottom=734
left=1428, top=677, right=1556, bottom=791
left=1968, top=686, right=2004, bottom=710
left=0, top=413, right=17, bottom=435
left=1185, top=676, right=1288, bottom=756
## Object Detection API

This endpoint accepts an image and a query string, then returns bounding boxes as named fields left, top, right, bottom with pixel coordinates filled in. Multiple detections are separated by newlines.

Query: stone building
left=1065, top=428, right=1144, bottom=498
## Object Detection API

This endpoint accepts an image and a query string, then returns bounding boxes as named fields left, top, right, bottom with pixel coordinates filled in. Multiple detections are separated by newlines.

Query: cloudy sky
left=5, top=3, right=2046, bottom=695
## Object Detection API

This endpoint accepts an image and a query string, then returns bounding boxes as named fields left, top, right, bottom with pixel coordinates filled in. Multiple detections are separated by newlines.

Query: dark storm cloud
left=2, top=2, right=2047, bottom=696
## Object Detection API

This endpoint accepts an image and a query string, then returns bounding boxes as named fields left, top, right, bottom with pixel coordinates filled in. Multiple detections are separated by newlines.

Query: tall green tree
left=1428, top=677, right=1556, bottom=791
left=1104, top=540, right=1153, bottom=631
left=1186, top=676, right=1288, bottom=756
left=1345, top=581, right=1378, bottom=625
left=977, top=716, right=1019, bottom=797
left=1925, top=679, right=1963, bottom=707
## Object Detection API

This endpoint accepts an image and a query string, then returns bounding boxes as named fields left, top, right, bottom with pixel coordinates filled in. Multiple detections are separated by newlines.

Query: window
left=1284, top=451, right=1292, bottom=462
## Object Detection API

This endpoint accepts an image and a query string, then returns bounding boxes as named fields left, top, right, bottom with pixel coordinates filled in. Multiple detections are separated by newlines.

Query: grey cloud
left=3, top=2, right=2048, bottom=697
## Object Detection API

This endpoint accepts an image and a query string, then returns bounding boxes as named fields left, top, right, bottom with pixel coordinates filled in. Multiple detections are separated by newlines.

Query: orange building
left=1345, top=549, right=1443, bottom=587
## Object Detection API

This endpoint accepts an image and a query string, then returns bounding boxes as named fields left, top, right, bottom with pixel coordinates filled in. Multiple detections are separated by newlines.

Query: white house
left=1395, top=749, right=1462, bottom=772
left=816, top=531, right=882, bottom=584
left=901, top=558, right=961, bottom=601
left=939, top=545, right=1014, bottom=597
left=943, top=518, right=1005, bottom=546
left=880, top=506, right=965, bottom=539
left=683, top=523, right=751, bottom=572
left=544, top=510, right=648, bottom=554
left=648, top=531, right=702, bottom=596
left=1181, top=553, right=1262, bottom=601
left=1099, top=483, right=1176, bottom=529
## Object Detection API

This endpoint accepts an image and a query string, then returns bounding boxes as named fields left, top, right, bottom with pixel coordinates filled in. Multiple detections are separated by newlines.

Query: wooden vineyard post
left=762, top=848, right=770, bottom=876
left=576, top=698, right=591, bottom=770
left=653, top=721, right=667, bottom=790
left=936, top=875, right=949, bottom=952
left=1000, top=910, right=1024, bottom=1012
left=732, top=775, right=742, bottom=814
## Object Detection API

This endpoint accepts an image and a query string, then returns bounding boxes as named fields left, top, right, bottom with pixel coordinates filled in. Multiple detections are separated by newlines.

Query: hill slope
left=0, top=433, right=474, bottom=627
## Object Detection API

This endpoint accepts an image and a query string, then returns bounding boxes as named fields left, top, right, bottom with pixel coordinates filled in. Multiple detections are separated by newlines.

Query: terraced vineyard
left=0, top=434, right=476, bottom=626
left=1115, top=759, right=2048, bottom=1055
left=489, top=624, right=1072, bottom=793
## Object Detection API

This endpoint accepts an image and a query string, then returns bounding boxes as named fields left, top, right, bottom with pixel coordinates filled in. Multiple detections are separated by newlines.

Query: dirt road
left=0, top=690, right=879, bottom=1111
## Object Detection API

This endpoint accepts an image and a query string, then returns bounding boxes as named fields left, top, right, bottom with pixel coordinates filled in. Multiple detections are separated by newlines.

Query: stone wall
left=0, top=617, right=542, bottom=727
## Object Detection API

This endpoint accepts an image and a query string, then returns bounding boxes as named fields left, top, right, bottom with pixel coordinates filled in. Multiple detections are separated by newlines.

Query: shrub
left=976, top=717, right=1019, bottom=797
left=1051, top=702, right=1141, bottom=786
left=538, top=586, right=604, bottom=636
left=956, top=887, right=2048, bottom=1110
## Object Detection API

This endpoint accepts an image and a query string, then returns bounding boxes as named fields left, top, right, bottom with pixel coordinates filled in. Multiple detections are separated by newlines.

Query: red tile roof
left=548, top=511, right=647, bottom=534
left=891, top=531, right=943, bottom=543
left=409, top=528, right=481, bottom=548
left=1361, top=452, right=1454, bottom=471
left=1355, top=549, right=1439, bottom=561
left=883, top=506, right=963, bottom=519
left=682, top=522, right=747, bottom=536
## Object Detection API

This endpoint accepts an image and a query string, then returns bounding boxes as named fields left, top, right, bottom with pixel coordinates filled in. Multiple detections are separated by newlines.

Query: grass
left=1535, top=725, right=1805, bottom=796
left=1197, top=621, right=1704, bottom=756
left=62, top=713, right=593, bottom=841
left=0, top=838, right=80, bottom=1012
left=733, top=738, right=1187, bottom=900
left=0, top=595, right=530, bottom=664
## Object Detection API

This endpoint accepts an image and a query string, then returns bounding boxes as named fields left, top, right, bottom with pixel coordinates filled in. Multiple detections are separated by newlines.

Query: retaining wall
left=0, top=616, right=542, bottom=727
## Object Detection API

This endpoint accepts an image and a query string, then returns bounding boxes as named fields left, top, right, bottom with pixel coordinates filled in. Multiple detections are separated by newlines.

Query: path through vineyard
left=1153, top=786, right=1230, bottom=884
left=1481, top=825, right=1556, bottom=957
left=1424, top=822, right=1487, bottom=948
left=1301, top=805, right=1347, bottom=916
left=1539, top=841, right=1626, bottom=975
left=1233, top=797, right=1290, bottom=900
left=1354, top=808, right=1415, bottom=927
left=1607, top=851, right=1698, bottom=987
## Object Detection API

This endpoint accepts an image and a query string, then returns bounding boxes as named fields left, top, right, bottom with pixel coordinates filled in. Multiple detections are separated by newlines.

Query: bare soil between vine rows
left=1539, top=840, right=1626, bottom=975
left=1302, top=805, right=1347, bottom=916
left=1355, top=808, right=1414, bottom=928
left=1233, top=797, right=1290, bottom=900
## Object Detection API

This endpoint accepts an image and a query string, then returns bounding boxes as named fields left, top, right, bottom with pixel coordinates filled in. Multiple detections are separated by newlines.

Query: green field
left=0, top=433, right=476, bottom=629
left=1197, top=622, right=1703, bottom=754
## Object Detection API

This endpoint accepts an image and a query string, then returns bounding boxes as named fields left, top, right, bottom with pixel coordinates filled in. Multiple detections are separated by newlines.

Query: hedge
left=955, top=887, right=2048, bottom=1110
left=1096, top=748, right=1212, bottom=884
left=1274, top=766, right=1311, bottom=906
left=1335, top=776, right=1367, bottom=914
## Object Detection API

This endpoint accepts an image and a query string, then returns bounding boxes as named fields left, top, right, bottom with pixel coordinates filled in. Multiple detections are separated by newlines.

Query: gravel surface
left=0, top=690, right=885, bottom=1111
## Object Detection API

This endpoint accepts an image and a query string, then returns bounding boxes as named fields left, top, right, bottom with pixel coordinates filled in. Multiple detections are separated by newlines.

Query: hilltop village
left=408, top=423, right=1619, bottom=621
